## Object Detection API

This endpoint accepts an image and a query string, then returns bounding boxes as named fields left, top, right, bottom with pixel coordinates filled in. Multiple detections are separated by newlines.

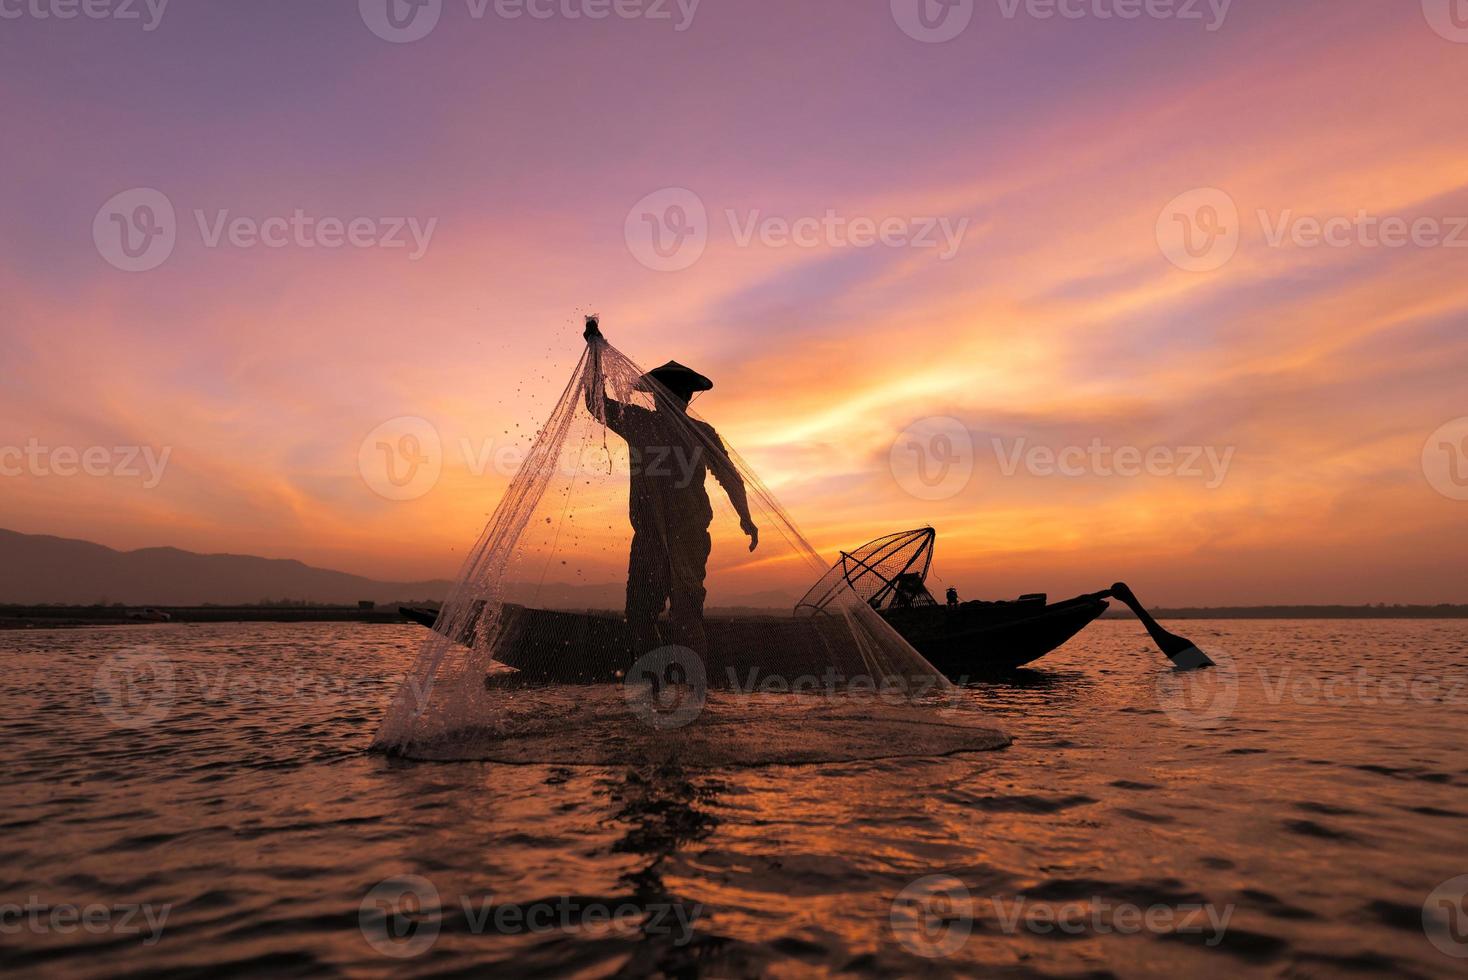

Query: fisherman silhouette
left=946, top=587, right=959, bottom=609
left=583, top=317, right=758, bottom=656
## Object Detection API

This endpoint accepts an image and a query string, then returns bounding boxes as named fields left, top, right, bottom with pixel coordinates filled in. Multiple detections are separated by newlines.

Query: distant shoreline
left=0, top=605, right=410, bottom=630
left=1100, top=605, right=1468, bottom=620
left=3, top=602, right=1468, bottom=630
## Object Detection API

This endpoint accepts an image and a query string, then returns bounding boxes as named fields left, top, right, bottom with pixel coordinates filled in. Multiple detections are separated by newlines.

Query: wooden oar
left=1103, top=582, right=1215, bottom=669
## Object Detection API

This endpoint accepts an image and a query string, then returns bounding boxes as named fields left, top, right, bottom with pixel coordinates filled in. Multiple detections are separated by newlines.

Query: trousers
left=625, top=523, right=712, bottom=656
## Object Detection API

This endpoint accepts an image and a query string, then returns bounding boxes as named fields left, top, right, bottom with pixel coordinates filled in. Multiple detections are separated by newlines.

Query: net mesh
left=796, top=527, right=939, bottom=612
left=372, top=332, right=1003, bottom=762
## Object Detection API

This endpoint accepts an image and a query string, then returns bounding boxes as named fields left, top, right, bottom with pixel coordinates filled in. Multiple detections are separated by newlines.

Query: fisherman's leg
left=667, top=524, right=712, bottom=655
left=626, top=527, right=671, bottom=657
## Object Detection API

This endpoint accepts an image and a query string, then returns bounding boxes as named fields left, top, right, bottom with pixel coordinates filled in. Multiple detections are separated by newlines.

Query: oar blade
left=1168, top=644, right=1215, bottom=670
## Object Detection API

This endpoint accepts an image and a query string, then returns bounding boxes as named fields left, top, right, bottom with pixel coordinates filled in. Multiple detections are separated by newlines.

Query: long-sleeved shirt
left=589, top=390, right=751, bottom=532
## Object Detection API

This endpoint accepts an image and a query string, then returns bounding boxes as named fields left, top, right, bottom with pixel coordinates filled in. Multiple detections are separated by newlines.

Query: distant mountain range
left=0, top=528, right=455, bottom=606
left=0, top=529, right=794, bottom=609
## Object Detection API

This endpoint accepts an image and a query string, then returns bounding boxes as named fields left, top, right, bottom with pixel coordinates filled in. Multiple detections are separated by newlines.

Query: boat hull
left=880, top=596, right=1108, bottom=677
left=401, top=604, right=877, bottom=687
left=401, top=595, right=1106, bottom=683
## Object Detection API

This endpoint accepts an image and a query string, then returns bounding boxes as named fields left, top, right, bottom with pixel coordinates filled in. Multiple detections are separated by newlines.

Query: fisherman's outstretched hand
left=583, top=315, right=603, bottom=342
left=741, top=518, right=759, bottom=552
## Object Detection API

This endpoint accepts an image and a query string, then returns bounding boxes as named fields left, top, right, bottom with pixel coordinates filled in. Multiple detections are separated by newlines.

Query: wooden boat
left=399, top=591, right=1104, bottom=682
left=401, top=529, right=1111, bottom=682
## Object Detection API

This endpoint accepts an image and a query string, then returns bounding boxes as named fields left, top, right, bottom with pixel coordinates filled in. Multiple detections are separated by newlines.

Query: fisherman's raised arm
left=583, top=316, right=626, bottom=432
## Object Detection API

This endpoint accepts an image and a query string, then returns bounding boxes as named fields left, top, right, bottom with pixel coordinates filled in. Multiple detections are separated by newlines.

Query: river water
left=3, top=619, right=1466, bottom=977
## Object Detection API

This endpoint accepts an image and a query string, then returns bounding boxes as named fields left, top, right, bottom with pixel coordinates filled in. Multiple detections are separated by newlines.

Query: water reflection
left=962, top=667, right=1096, bottom=719
left=603, top=764, right=722, bottom=975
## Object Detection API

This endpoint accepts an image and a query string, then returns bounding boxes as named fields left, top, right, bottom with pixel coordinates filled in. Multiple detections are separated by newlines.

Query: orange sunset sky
left=4, top=0, right=1467, bottom=605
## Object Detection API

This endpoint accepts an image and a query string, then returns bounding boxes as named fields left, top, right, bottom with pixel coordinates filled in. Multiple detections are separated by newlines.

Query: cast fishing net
left=372, top=326, right=1005, bottom=763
